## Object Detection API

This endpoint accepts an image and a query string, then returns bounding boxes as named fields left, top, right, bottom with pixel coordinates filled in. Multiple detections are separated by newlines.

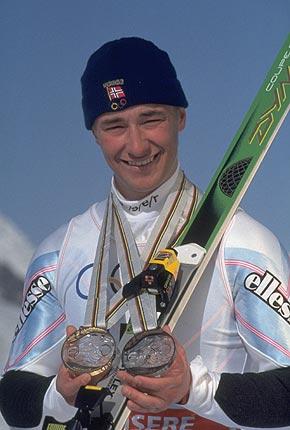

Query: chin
left=137, top=177, right=161, bottom=190
left=117, top=174, right=166, bottom=200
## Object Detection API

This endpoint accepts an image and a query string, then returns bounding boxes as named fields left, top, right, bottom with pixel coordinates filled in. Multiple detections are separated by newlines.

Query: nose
left=126, top=125, right=150, bottom=157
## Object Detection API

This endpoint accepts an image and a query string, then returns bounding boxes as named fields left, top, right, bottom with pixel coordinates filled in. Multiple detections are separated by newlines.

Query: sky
left=1, top=0, right=290, bottom=251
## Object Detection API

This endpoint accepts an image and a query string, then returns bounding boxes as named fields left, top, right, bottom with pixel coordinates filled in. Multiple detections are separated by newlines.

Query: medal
left=62, top=199, right=117, bottom=382
left=122, top=328, right=176, bottom=376
left=61, top=326, right=116, bottom=381
left=63, top=173, right=196, bottom=383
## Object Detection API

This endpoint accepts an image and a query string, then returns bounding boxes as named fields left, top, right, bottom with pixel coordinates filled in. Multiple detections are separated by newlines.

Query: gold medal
left=61, top=326, right=116, bottom=382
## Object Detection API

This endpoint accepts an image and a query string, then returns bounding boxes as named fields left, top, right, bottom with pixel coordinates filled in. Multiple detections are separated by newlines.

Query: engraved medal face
left=122, top=328, right=176, bottom=376
left=61, top=326, right=116, bottom=380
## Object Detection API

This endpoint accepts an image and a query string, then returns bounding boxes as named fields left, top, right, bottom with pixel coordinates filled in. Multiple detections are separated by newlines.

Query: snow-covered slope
left=0, top=212, right=34, bottom=366
left=0, top=213, right=34, bottom=304
left=0, top=212, right=34, bottom=279
left=0, top=213, right=34, bottom=429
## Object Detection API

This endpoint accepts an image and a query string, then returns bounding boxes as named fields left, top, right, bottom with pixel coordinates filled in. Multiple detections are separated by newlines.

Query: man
left=0, top=37, right=290, bottom=430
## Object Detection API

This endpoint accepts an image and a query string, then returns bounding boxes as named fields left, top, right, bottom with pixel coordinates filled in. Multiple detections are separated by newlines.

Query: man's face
left=92, top=104, right=186, bottom=200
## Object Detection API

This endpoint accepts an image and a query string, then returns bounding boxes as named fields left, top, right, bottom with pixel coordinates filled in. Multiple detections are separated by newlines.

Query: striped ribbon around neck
left=84, top=171, right=198, bottom=335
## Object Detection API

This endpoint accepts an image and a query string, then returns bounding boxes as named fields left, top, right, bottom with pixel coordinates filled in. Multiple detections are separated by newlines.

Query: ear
left=91, top=129, right=100, bottom=145
left=177, top=108, right=186, bottom=131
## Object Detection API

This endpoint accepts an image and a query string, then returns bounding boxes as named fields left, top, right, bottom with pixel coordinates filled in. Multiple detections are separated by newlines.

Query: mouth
left=122, top=153, right=160, bottom=167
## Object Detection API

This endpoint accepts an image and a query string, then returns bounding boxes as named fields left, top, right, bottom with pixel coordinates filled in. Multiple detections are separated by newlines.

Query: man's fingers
left=122, top=385, right=166, bottom=412
left=70, top=372, right=91, bottom=388
left=57, top=365, right=91, bottom=401
left=118, top=370, right=174, bottom=395
left=127, top=398, right=165, bottom=414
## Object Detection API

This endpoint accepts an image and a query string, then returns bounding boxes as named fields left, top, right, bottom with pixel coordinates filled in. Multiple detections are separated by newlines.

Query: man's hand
left=117, top=326, right=192, bottom=413
left=56, top=325, right=91, bottom=406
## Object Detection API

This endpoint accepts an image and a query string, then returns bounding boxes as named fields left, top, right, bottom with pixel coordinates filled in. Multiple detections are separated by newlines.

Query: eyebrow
left=98, top=108, right=167, bottom=128
left=139, top=109, right=166, bottom=118
left=99, top=117, right=125, bottom=127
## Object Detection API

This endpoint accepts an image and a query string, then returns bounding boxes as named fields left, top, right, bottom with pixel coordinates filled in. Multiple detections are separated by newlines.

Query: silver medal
left=122, top=328, right=176, bottom=376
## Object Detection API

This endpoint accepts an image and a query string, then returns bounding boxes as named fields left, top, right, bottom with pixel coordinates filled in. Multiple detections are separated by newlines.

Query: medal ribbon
left=85, top=171, right=199, bottom=334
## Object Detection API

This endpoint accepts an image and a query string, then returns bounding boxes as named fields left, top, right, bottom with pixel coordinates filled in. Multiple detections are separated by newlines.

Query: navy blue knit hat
left=81, top=37, right=188, bottom=129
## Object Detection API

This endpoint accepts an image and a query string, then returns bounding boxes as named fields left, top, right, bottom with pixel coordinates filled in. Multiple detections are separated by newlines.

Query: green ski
left=112, top=33, right=290, bottom=430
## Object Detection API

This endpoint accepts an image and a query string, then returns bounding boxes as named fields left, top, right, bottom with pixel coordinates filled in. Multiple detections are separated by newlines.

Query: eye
left=105, top=124, right=125, bottom=132
left=143, top=117, right=163, bottom=125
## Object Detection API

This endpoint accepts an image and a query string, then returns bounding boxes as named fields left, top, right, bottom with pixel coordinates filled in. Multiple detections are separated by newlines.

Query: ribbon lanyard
left=85, top=171, right=195, bottom=334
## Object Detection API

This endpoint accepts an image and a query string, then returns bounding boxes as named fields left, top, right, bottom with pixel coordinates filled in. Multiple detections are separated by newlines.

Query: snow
left=0, top=213, right=34, bottom=279
left=0, top=213, right=34, bottom=429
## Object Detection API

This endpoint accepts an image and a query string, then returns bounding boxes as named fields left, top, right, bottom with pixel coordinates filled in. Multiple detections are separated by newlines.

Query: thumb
left=162, top=324, right=172, bottom=335
left=66, top=325, right=77, bottom=337
left=70, top=372, right=92, bottom=393
left=79, top=372, right=92, bottom=387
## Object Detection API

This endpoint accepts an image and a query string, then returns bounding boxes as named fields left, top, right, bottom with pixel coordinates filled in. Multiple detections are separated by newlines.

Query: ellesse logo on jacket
left=244, top=270, right=290, bottom=323
left=14, top=276, right=51, bottom=337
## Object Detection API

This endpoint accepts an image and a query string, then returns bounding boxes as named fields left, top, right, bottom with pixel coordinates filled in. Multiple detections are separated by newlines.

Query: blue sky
left=1, top=0, right=290, bottom=250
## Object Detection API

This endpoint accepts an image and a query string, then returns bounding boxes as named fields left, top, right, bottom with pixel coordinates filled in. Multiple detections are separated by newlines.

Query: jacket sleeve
left=184, top=211, right=290, bottom=429
left=185, top=355, right=290, bottom=429
left=224, top=211, right=290, bottom=369
left=0, top=224, right=77, bottom=428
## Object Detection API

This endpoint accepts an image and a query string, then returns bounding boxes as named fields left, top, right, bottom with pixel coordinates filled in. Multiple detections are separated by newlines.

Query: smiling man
left=1, top=37, right=290, bottom=430
left=92, top=104, right=184, bottom=200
